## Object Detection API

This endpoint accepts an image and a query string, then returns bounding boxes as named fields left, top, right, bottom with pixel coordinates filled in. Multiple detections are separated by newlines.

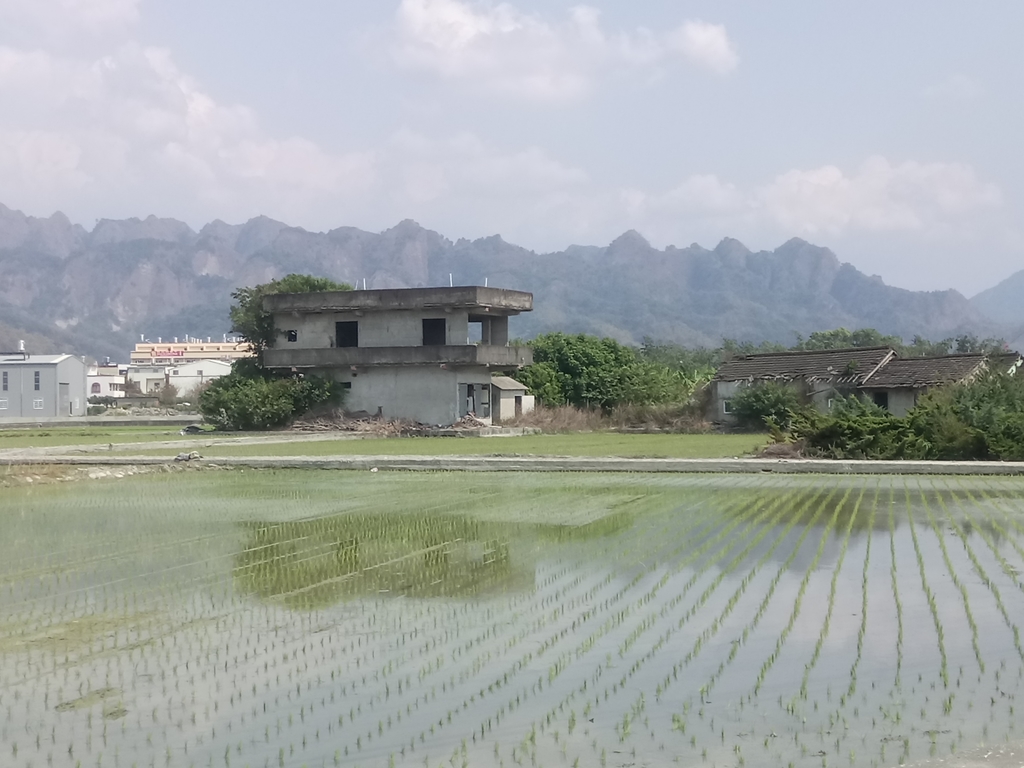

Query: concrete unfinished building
left=263, top=286, right=534, bottom=425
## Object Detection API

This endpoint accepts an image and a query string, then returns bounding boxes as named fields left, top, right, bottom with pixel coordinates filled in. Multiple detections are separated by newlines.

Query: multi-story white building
left=130, top=338, right=250, bottom=365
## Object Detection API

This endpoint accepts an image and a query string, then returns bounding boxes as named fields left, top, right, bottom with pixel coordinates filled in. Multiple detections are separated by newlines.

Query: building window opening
left=91, top=383, right=101, bottom=394
left=1, top=371, right=6, bottom=391
left=336, top=321, right=359, bottom=348
left=422, top=318, right=446, bottom=346
left=0, top=399, right=7, bottom=409
left=873, top=391, right=890, bottom=410
left=32, top=398, right=43, bottom=410
left=34, top=371, right=40, bottom=391
left=286, top=330, right=298, bottom=342
left=722, top=400, right=733, bottom=414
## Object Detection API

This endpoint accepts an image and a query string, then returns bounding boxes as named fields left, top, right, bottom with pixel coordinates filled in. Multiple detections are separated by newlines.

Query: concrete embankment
left=7, top=454, right=1024, bottom=475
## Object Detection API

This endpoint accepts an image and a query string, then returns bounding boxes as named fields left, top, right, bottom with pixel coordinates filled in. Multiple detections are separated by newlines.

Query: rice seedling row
left=2, top=471, right=1023, bottom=767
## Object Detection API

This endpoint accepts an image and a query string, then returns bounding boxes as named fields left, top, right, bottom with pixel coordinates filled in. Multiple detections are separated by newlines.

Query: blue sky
left=1, top=0, right=1020, bottom=293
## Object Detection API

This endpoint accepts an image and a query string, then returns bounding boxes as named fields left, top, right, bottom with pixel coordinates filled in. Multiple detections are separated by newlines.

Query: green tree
left=729, top=381, right=803, bottom=431
left=230, top=274, right=352, bottom=368
left=520, top=332, right=703, bottom=409
left=794, top=327, right=902, bottom=351
left=200, top=274, right=350, bottom=429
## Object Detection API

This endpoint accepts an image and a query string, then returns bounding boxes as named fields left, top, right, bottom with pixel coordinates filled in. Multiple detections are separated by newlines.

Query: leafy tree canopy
left=230, top=274, right=352, bottom=367
left=519, top=332, right=709, bottom=410
left=200, top=274, right=350, bottom=430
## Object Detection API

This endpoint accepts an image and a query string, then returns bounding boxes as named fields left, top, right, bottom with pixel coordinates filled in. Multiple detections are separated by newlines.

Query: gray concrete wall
left=331, top=365, right=496, bottom=425
left=880, top=388, right=918, bottom=417
left=276, top=309, right=475, bottom=349
left=264, top=286, right=532, bottom=314
left=55, top=356, right=87, bottom=416
left=493, top=390, right=534, bottom=422
left=709, top=380, right=742, bottom=423
left=0, top=358, right=86, bottom=418
left=265, top=345, right=532, bottom=369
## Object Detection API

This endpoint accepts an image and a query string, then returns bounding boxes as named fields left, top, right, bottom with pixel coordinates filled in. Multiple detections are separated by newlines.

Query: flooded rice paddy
left=2, top=470, right=1024, bottom=768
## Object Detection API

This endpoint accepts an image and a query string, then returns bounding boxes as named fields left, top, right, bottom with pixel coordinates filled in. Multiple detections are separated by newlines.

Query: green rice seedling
left=752, top=486, right=851, bottom=697
left=915, top=479, right=984, bottom=675
left=800, top=486, right=865, bottom=699
left=846, top=480, right=879, bottom=699
left=905, top=487, right=949, bottom=688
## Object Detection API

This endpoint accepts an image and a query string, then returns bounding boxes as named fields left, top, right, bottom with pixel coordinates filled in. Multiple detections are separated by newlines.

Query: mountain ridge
left=0, top=203, right=1007, bottom=360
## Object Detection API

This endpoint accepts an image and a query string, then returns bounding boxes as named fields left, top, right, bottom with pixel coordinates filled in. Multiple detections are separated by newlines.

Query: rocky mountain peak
left=89, top=215, right=196, bottom=247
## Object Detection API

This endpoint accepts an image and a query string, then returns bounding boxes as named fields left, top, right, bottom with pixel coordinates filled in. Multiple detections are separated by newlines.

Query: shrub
left=789, top=396, right=931, bottom=459
left=729, top=382, right=803, bottom=431
left=520, top=332, right=709, bottom=410
left=199, top=373, right=339, bottom=431
left=157, top=382, right=179, bottom=407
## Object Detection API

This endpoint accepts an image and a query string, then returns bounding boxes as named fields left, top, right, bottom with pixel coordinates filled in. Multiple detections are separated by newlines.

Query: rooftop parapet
left=264, top=286, right=533, bottom=315
left=264, top=344, right=533, bottom=369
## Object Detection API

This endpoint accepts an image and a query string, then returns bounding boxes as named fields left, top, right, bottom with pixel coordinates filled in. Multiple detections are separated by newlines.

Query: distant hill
left=0, top=202, right=1005, bottom=360
left=971, top=270, right=1024, bottom=323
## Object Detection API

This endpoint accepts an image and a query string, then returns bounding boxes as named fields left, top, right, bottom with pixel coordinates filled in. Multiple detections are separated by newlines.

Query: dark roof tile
left=860, top=355, right=987, bottom=388
left=715, top=347, right=895, bottom=384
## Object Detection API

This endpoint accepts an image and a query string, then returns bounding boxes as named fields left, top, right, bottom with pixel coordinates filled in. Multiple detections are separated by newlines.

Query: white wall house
left=263, top=286, right=533, bottom=425
left=127, top=359, right=232, bottom=396
left=167, top=359, right=232, bottom=396
left=0, top=353, right=88, bottom=419
left=88, top=363, right=127, bottom=398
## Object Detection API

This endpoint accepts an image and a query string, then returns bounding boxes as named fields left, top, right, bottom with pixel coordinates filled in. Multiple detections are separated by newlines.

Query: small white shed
left=490, top=376, right=534, bottom=422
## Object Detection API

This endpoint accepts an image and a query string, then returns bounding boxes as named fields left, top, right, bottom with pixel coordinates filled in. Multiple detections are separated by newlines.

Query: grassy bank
left=0, top=425, right=201, bottom=450
left=129, top=431, right=769, bottom=459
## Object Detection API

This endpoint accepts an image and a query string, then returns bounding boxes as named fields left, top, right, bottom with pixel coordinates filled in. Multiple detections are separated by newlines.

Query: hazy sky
left=1, top=0, right=1021, bottom=294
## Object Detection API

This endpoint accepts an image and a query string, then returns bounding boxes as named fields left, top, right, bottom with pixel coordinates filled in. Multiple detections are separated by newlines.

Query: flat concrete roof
left=0, top=354, right=75, bottom=365
left=264, top=286, right=533, bottom=315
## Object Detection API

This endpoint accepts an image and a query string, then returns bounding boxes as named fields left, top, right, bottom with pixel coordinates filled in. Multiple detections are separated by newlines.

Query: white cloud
left=0, top=35, right=377, bottom=223
left=392, top=0, right=738, bottom=101
left=0, top=0, right=140, bottom=45
left=759, top=156, right=1002, bottom=235
left=668, top=21, right=739, bottom=75
left=619, top=157, right=1002, bottom=251
left=379, top=130, right=592, bottom=235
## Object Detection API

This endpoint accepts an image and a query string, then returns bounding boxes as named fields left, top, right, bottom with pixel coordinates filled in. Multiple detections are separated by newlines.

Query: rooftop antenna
left=362, top=278, right=366, bottom=290
left=449, top=273, right=453, bottom=287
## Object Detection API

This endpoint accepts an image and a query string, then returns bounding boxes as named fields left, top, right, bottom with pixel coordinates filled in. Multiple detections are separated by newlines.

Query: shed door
left=59, top=383, right=70, bottom=416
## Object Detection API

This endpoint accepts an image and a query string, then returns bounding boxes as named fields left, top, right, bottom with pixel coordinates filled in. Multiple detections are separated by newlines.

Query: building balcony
left=264, top=345, right=533, bottom=369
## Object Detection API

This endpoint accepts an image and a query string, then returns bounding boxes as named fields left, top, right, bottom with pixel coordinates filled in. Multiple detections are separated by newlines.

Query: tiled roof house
left=711, top=347, right=1020, bottom=421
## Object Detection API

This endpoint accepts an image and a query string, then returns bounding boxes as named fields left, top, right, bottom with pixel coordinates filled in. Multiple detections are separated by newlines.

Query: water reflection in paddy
left=1, top=471, right=1023, bottom=767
